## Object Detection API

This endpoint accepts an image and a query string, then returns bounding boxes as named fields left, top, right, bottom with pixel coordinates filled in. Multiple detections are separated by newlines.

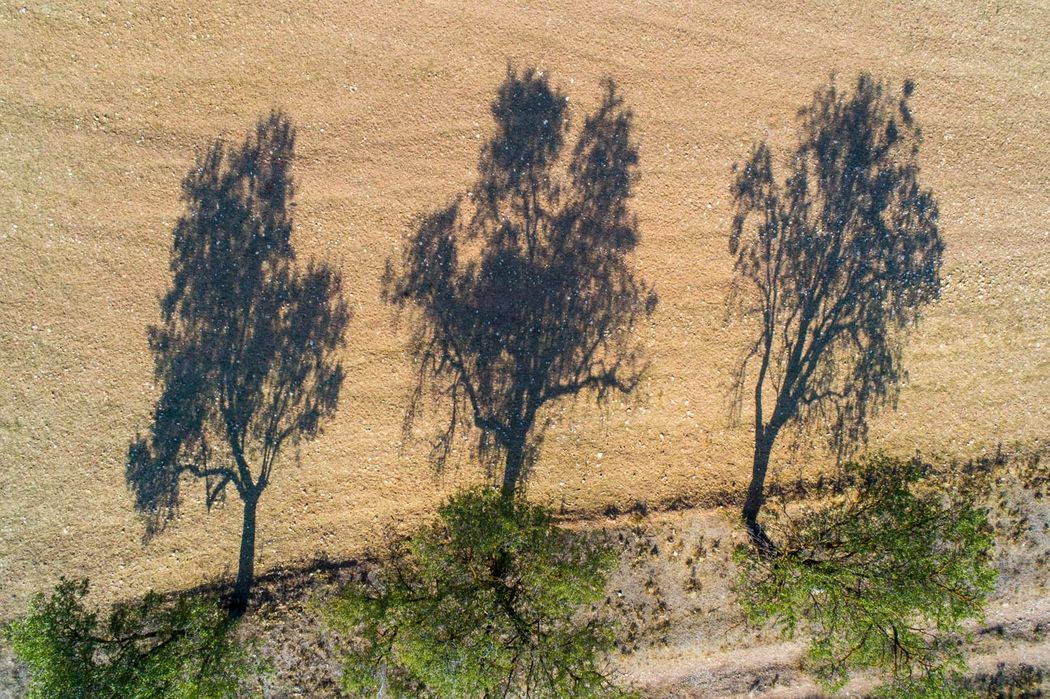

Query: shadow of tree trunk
left=385, top=67, right=657, bottom=499
left=126, top=109, right=351, bottom=615
left=728, top=74, right=944, bottom=547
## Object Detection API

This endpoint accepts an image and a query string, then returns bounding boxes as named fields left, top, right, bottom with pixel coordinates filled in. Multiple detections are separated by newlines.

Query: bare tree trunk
left=501, top=438, right=526, bottom=502
left=742, top=432, right=776, bottom=554
left=231, top=492, right=259, bottom=616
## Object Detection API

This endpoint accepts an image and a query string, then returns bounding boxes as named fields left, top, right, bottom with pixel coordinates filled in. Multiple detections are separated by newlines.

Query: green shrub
left=735, top=453, right=997, bottom=693
left=325, top=487, right=631, bottom=698
left=5, top=578, right=256, bottom=699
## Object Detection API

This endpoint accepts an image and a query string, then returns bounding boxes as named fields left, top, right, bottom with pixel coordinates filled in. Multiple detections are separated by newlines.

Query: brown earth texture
left=1, top=0, right=1048, bottom=659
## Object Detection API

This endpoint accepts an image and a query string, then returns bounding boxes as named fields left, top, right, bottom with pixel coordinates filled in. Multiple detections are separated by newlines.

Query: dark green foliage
left=735, top=454, right=997, bottom=693
left=5, top=578, right=257, bottom=699
left=963, top=662, right=1047, bottom=698
left=325, top=487, right=631, bottom=698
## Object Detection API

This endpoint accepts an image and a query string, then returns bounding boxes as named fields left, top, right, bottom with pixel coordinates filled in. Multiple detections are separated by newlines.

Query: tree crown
left=735, top=454, right=997, bottom=693
left=325, top=487, right=630, bottom=698
left=5, top=579, right=258, bottom=699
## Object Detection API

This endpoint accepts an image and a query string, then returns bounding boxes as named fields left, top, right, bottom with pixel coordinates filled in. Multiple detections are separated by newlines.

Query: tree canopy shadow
left=126, top=109, right=351, bottom=613
left=728, top=74, right=944, bottom=548
left=384, top=66, right=657, bottom=499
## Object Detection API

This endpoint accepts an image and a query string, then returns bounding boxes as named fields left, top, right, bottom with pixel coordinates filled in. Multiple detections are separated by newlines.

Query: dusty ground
left=1, top=0, right=1048, bottom=621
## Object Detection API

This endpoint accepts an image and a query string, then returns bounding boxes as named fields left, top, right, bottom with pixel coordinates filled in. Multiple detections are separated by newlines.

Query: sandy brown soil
left=1, top=0, right=1048, bottom=620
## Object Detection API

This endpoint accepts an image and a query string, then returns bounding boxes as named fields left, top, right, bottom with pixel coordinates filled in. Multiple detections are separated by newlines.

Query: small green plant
left=735, top=453, right=997, bottom=694
left=5, top=578, right=257, bottom=699
left=325, top=487, right=631, bottom=698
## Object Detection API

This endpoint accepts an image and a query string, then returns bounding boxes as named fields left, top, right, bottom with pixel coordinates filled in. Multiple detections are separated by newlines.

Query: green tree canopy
left=735, top=454, right=997, bottom=694
left=325, top=487, right=631, bottom=698
left=5, top=579, right=257, bottom=699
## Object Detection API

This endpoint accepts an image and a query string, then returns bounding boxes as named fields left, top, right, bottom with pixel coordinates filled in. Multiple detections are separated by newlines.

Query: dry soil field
left=1, top=0, right=1048, bottom=619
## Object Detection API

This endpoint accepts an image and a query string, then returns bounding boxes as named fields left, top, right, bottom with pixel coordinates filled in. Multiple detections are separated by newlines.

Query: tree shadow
left=728, top=74, right=944, bottom=546
left=126, top=109, right=351, bottom=613
left=384, top=66, right=657, bottom=499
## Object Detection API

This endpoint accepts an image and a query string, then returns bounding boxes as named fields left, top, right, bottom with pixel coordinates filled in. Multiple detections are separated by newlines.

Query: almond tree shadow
left=728, top=74, right=944, bottom=549
left=126, top=110, right=350, bottom=614
left=384, top=67, right=657, bottom=500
